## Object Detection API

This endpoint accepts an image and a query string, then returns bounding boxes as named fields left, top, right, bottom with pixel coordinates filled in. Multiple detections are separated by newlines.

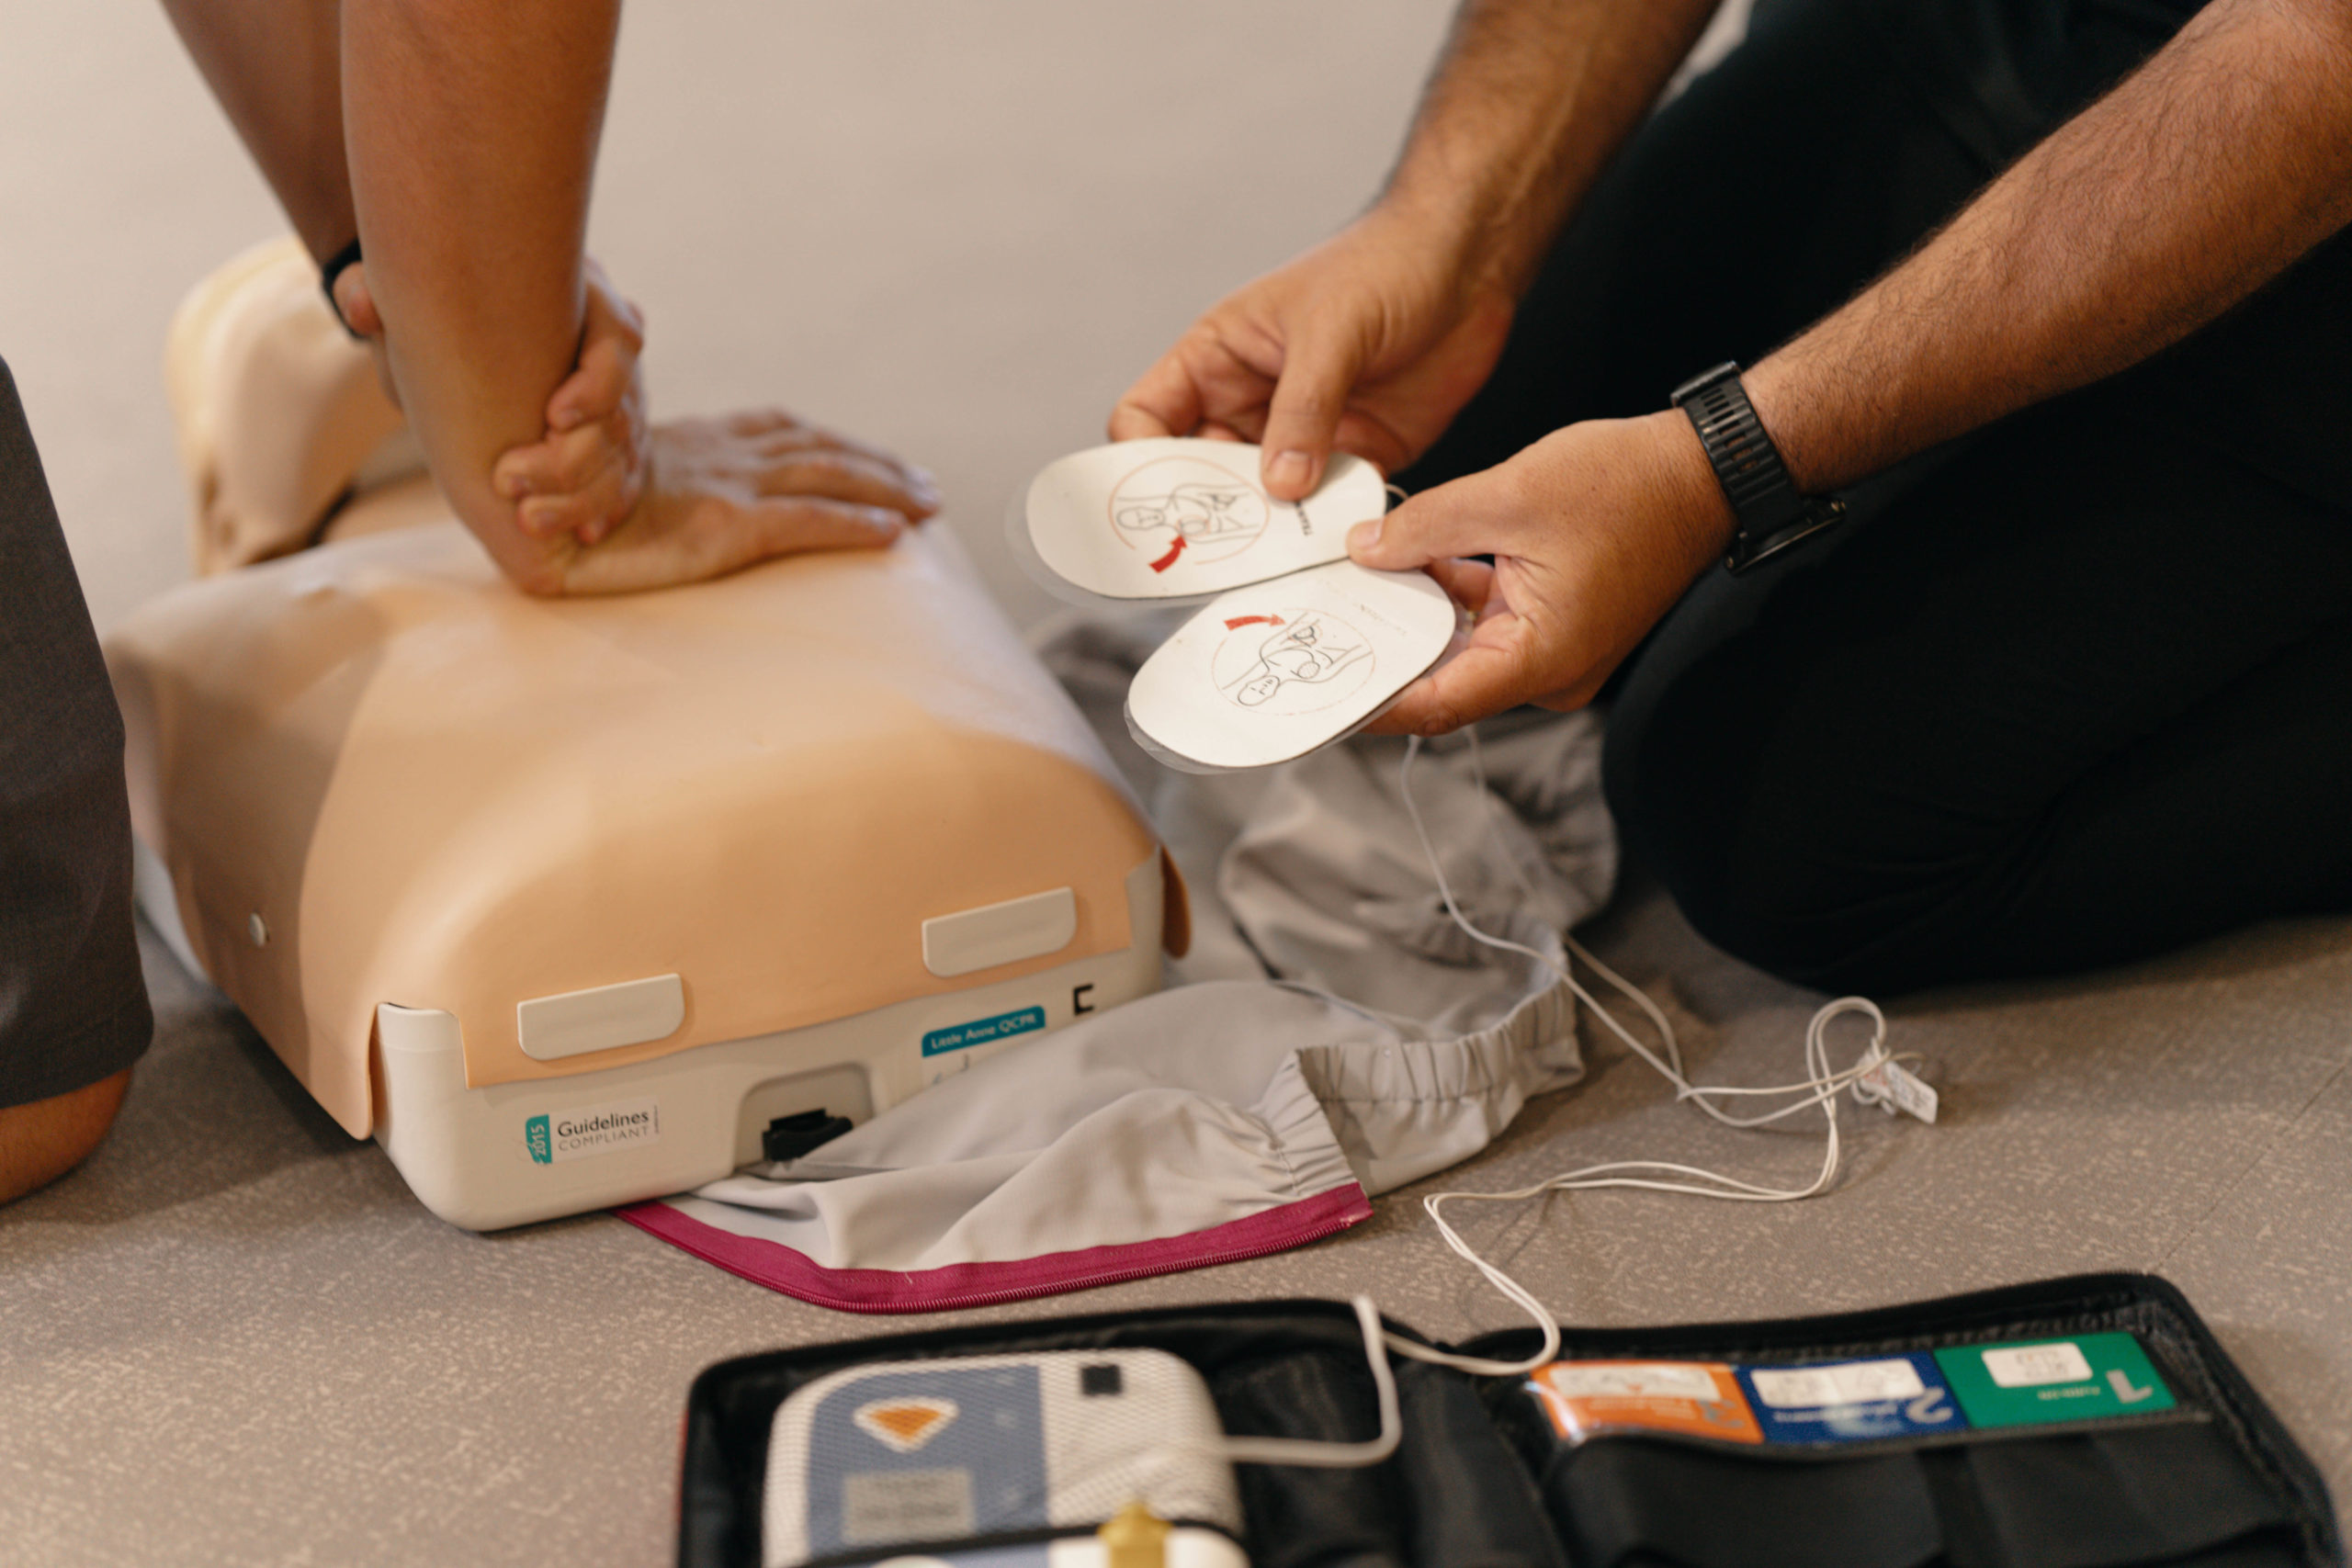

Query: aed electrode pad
left=1023, top=437, right=1385, bottom=601
left=1125, top=559, right=1456, bottom=772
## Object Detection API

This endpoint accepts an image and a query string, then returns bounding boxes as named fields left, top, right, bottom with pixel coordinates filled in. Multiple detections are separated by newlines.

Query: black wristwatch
left=1669, top=362, right=1846, bottom=574
left=321, top=237, right=365, bottom=341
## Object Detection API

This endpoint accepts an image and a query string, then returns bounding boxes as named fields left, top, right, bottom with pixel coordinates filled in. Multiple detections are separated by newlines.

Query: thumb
left=1374, top=640, right=1542, bottom=737
left=1345, top=480, right=1516, bottom=572
left=1259, top=321, right=1365, bottom=501
left=334, top=265, right=383, bottom=339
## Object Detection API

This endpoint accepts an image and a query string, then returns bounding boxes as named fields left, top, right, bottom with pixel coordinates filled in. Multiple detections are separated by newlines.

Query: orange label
left=853, top=1396, right=959, bottom=1453
left=1528, top=1360, right=1763, bottom=1445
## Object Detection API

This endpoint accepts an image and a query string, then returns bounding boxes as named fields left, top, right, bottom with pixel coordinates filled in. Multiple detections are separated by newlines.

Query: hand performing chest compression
left=332, top=254, right=937, bottom=597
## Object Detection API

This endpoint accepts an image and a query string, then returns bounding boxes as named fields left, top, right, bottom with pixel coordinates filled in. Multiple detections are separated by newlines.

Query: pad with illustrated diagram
left=1110, top=456, right=1271, bottom=573
left=1022, top=442, right=1454, bottom=768
left=1020, top=439, right=1380, bottom=602
left=1213, top=610, right=1375, bottom=715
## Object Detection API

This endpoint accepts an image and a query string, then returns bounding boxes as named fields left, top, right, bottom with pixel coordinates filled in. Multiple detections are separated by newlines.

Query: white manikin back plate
left=1126, top=560, right=1456, bottom=772
left=1023, top=438, right=1386, bottom=601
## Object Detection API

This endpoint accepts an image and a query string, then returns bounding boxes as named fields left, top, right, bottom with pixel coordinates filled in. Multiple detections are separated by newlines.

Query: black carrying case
left=678, top=1271, right=2345, bottom=1568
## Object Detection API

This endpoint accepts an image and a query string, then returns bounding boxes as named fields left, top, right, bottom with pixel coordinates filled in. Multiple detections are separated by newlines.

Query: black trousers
left=0, top=358, right=151, bottom=1107
left=1403, top=0, right=2352, bottom=994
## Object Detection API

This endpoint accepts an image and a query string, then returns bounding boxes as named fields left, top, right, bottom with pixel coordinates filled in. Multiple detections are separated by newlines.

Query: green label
left=1933, top=1334, right=2175, bottom=1428
left=922, top=1005, right=1046, bottom=1057
left=525, top=1114, right=552, bottom=1166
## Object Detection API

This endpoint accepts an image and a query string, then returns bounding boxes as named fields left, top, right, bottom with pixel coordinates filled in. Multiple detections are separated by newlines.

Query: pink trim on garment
left=615, top=1183, right=1374, bottom=1314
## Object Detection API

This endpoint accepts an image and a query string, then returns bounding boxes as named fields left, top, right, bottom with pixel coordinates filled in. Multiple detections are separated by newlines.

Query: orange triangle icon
left=854, top=1396, right=958, bottom=1453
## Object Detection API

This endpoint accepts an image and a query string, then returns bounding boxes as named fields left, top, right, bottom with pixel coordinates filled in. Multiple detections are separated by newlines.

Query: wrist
left=1638, top=407, right=1739, bottom=574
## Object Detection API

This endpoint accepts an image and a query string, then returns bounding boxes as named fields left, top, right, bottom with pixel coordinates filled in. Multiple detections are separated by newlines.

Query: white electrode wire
left=1211, top=1294, right=1403, bottom=1469
left=1381, top=734, right=1919, bottom=1377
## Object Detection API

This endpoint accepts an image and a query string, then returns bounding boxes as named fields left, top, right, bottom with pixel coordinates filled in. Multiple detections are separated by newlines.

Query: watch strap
left=1670, top=362, right=1846, bottom=573
left=320, top=237, right=365, bottom=341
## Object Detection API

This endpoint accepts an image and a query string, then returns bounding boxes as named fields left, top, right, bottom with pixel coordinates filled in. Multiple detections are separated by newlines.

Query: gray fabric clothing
left=656, top=615, right=1615, bottom=1280
left=0, top=357, right=151, bottom=1108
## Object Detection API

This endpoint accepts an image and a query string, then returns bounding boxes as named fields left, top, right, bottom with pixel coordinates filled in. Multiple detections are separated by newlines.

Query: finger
left=519, top=474, right=616, bottom=540
left=576, top=458, right=647, bottom=546
left=1366, top=640, right=1541, bottom=738
left=753, top=448, right=941, bottom=519
left=726, top=408, right=927, bottom=471
left=1217, top=406, right=1271, bottom=444
left=548, top=292, right=644, bottom=432
left=1108, top=348, right=1206, bottom=442
left=547, top=341, right=632, bottom=434
left=748, top=497, right=907, bottom=557
left=721, top=408, right=812, bottom=439
left=1345, top=479, right=1534, bottom=572
left=1422, top=555, right=1497, bottom=615
left=334, top=265, right=383, bottom=338
left=543, top=448, right=635, bottom=544
left=752, top=424, right=928, bottom=486
left=496, top=411, right=630, bottom=500
left=1259, top=319, right=1366, bottom=500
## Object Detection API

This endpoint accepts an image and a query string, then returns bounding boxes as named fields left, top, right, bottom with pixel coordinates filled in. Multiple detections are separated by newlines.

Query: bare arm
left=1383, top=0, right=1723, bottom=300
left=1351, top=0, right=2352, bottom=732
left=164, top=0, right=937, bottom=593
left=160, top=0, right=639, bottom=569
left=1748, top=0, right=2352, bottom=493
left=159, top=0, right=354, bottom=264
left=340, top=0, right=609, bottom=592
left=1112, top=0, right=1722, bottom=497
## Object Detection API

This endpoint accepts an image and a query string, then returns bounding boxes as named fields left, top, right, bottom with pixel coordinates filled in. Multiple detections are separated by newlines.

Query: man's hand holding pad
left=1349, top=411, right=1733, bottom=736
left=1109, top=205, right=1516, bottom=502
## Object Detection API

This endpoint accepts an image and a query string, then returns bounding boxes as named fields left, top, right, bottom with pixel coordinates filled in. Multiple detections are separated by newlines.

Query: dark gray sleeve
left=0, top=355, right=152, bottom=1108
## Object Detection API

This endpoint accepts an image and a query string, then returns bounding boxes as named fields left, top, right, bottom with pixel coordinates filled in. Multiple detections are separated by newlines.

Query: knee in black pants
left=1601, top=670, right=1967, bottom=997
left=1596, top=524, right=2040, bottom=998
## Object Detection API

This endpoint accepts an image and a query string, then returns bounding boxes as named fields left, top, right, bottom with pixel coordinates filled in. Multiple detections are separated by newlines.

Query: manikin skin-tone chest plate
left=106, top=523, right=1160, bottom=1138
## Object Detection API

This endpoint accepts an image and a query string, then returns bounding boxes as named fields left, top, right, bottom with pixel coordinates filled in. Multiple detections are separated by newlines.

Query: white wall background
left=0, top=1, right=1469, bottom=633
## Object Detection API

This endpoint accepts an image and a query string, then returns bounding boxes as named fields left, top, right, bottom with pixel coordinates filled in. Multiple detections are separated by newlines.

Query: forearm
left=342, top=0, right=617, bottom=591
left=161, top=0, right=354, bottom=263
left=1747, top=0, right=2352, bottom=494
left=1385, top=0, right=1723, bottom=298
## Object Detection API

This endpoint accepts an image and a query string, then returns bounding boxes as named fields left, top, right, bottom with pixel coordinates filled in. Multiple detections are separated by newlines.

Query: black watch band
left=320, top=237, right=365, bottom=341
left=1669, top=361, right=1846, bottom=573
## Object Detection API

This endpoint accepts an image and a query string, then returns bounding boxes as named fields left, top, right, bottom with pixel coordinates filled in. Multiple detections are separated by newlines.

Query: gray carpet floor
left=6, top=892, right=2348, bottom=1563
left=5, top=3, right=2348, bottom=1562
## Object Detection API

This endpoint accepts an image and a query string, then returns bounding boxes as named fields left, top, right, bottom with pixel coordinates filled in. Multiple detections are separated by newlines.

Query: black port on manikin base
left=762, top=1109, right=854, bottom=1164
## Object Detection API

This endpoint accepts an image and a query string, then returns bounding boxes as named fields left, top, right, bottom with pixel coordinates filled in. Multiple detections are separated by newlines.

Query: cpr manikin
left=107, top=239, right=1182, bottom=1230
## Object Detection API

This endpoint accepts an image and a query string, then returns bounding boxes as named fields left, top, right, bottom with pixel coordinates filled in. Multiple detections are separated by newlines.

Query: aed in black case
left=678, top=1272, right=2345, bottom=1568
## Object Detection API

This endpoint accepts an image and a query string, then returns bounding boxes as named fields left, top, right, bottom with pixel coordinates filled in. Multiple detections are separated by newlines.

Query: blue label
left=922, top=1005, right=1046, bottom=1057
left=524, top=1114, right=552, bottom=1165
left=1736, top=1353, right=1965, bottom=1444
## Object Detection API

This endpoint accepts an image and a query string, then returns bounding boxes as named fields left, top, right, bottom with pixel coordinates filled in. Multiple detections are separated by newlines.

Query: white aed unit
left=106, top=520, right=1182, bottom=1230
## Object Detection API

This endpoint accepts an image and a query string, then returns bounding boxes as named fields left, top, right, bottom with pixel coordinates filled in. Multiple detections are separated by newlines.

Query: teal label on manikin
left=922, top=1005, right=1046, bottom=1057
left=525, top=1114, right=552, bottom=1165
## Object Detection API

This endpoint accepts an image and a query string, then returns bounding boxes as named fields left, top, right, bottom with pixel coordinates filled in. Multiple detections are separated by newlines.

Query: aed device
left=763, top=1350, right=1247, bottom=1568
left=106, top=239, right=1185, bottom=1232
